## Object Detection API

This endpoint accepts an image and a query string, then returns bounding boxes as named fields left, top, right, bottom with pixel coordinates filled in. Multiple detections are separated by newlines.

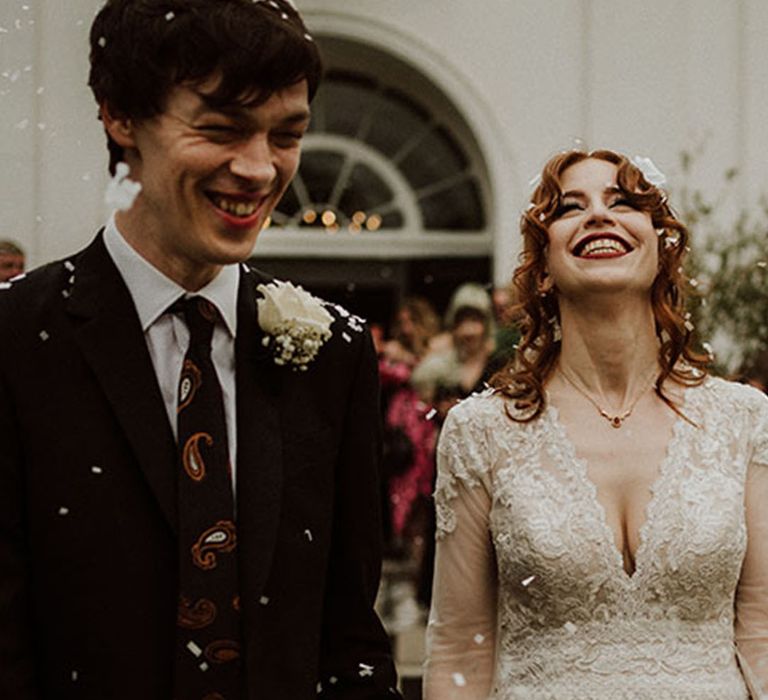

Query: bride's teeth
left=579, top=238, right=627, bottom=256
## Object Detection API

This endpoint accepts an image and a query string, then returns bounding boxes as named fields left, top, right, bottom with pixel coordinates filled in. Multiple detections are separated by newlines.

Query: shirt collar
left=103, top=214, right=239, bottom=337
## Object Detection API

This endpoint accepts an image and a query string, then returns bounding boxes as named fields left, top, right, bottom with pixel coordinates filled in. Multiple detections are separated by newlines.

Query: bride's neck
left=556, top=298, right=659, bottom=398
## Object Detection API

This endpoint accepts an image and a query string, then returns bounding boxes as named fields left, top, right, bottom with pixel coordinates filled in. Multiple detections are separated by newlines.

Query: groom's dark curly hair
left=88, top=0, right=322, bottom=174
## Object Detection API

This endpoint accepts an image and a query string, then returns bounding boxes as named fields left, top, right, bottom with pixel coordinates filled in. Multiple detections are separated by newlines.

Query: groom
left=0, top=1, right=400, bottom=698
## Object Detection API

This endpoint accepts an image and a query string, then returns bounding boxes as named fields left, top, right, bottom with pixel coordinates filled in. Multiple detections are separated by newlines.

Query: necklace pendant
left=610, top=416, right=623, bottom=428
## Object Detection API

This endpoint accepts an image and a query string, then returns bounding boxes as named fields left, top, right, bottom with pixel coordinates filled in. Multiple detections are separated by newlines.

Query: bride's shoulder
left=445, top=387, right=526, bottom=429
left=699, top=375, right=768, bottom=411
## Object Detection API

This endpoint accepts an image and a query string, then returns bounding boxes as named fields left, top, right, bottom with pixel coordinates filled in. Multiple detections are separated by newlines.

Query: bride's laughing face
left=544, top=158, right=658, bottom=301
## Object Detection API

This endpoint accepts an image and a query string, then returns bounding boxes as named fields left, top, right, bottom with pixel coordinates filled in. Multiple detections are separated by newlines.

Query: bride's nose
left=584, top=199, right=615, bottom=228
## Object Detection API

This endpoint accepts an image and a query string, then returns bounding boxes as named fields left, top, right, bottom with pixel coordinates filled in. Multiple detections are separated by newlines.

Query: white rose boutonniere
left=256, top=280, right=334, bottom=371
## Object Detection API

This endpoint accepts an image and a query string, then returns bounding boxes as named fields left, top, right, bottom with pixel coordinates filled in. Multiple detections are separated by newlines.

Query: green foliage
left=678, top=152, right=768, bottom=375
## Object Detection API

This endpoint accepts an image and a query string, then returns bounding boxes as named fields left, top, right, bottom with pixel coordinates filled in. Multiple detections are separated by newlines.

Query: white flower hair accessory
left=631, top=155, right=667, bottom=188
left=256, top=280, right=333, bottom=371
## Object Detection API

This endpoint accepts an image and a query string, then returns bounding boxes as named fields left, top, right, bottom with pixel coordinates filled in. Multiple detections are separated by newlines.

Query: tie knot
left=173, top=296, right=219, bottom=351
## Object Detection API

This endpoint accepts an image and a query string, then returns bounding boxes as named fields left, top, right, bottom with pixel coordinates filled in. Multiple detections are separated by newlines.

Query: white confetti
left=199, top=661, right=209, bottom=671
left=563, top=621, right=577, bottom=634
left=259, top=596, right=270, bottom=605
left=91, top=465, right=103, bottom=474
left=358, top=662, right=374, bottom=677
left=757, top=261, right=767, bottom=269
left=425, top=408, right=437, bottom=420
left=105, top=162, right=142, bottom=211
left=39, top=330, right=50, bottom=341
left=186, top=640, right=202, bottom=657
left=61, top=289, right=71, bottom=299
left=165, top=11, right=175, bottom=20
left=71, top=670, right=78, bottom=682
left=329, top=676, right=338, bottom=684
left=521, top=575, right=536, bottom=587
left=37, top=123, right=46, bottom=131
left=473, top=633, right=485, bottom=644
left=15, top=119, right=29, bottom=130
left=0, top=283, right=11, bottom=290
left=304, top=529, right=313, bottom=542
left=64, top=261, right=75, bottom=271
left=342, top=332, right=351, bottom=343
left=98, top=36, right=107, bottom=47
left=452, top=672, right=467, bottom=687
left=36, top=86, right=44, bottom=94
left=58, top=506, right=69, bottom=516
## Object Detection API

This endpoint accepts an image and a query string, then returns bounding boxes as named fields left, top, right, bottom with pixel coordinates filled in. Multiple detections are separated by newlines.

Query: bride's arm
left=735, top=391, right=768, bottom=699
left=423, top=404, right=497, bottom=700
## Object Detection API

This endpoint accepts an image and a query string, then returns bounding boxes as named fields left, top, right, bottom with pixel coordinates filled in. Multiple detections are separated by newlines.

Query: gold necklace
left=558, top=365, right=658, bottom=429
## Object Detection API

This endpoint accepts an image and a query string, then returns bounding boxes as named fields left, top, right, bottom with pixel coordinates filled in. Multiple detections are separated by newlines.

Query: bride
left=423, top=148, right=768, bottom=699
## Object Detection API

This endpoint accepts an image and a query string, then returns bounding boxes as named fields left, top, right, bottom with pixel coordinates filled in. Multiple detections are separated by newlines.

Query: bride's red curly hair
left=490, top=148, right=708, bottom=421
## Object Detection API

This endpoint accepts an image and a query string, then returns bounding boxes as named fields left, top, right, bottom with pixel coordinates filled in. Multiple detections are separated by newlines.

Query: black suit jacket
left=0, top=234, right=400, bottom=699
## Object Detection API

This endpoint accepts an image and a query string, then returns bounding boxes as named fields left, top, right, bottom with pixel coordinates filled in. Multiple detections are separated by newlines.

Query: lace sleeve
left=433, top=398, right=495, bottom=540
left=423, top=399, right=497, bottom=700
left=735, top=389, right=768, bottom=699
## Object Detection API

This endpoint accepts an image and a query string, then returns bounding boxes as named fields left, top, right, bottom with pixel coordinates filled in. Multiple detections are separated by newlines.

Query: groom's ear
left=100, top=102, right=138, bottom=149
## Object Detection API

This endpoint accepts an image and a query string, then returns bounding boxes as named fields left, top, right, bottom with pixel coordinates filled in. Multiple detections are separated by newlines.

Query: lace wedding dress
left=423, top=377, right=768, bottom=699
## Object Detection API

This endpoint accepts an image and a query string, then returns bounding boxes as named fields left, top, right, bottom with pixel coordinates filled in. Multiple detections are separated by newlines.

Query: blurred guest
left=412, top=302, right=495, bottom=403
left=429, top=282, right=495, bottom=355
left=382, top=296, right=440, bottom=368
left=0, top=241, right=25, bottom=282
left=378, top=298, right=441, bottom=553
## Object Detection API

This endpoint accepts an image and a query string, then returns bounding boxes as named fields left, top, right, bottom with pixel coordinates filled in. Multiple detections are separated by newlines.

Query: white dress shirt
left=103, top=215, right=240, bottom=491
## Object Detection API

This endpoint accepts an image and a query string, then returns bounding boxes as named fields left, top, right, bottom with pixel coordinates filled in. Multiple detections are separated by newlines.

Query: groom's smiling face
left=103, top=75, right=311, bottom=291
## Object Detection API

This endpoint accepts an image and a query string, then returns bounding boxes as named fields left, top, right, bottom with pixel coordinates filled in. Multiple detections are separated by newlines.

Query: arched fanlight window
left=270, top=71, right=486, bottom=235
left=256, top=37, right=491, bottom=259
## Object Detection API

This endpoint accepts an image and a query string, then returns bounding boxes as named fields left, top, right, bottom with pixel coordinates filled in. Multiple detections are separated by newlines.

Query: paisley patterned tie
left=172, top=297, right=242, bottom=700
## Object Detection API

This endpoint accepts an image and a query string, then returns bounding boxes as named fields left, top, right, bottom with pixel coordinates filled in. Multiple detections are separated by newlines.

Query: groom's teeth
left=213, top=195, right=258, bottom=217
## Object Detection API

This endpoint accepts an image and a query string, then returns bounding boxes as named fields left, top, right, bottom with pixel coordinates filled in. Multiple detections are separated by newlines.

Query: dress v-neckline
left=544, top=387, right=696, bottom=583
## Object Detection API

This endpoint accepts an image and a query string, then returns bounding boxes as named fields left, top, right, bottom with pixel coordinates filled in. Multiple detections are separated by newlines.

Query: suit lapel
left=67, top=234, right=178, bottom=532
left=234, top=267, right=284, bottom=594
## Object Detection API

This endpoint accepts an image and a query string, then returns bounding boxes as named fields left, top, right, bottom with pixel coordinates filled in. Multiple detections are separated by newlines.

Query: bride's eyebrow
left=560, top=190, right=585, bottom=200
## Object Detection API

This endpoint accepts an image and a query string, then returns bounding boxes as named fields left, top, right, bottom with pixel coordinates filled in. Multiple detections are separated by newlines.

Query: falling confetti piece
left=58, top=506, right=69, bottom=516
left=757, top=261, right=767, bottom=269
left=15, top=119, right=29, bottom=129
left=473, top=633, right=485, bottom=644
left=64, top=261, right=75, bottom=271
left=259, top=596, right=269, bottom=605
left=39, top=330, right=50, bottom=341
left=98, top=36, right=107, bottom=47
left=91, top=465, right=103, bottom=474
left=452, top=672, right=467, bottom=687
left=358, top=662, right=374, bottom=677
left=105, top=162, right=142, bottom=211
left=186, top=641, right=202, bottom=656
left=425, top=408, right=437, bottom=420
left=563, top=621, right=577, bottom=634
left=165, top=11, right=175, bottom=20
left=304, top=529, right=313, bottom=542
left=521, top=575, right=536, bottom=587
left=71, top=670, right=78, bottom=682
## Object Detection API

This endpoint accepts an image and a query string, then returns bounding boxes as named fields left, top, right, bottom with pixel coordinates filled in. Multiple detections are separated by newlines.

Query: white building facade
left=2, top=0, right=767, bottom=287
